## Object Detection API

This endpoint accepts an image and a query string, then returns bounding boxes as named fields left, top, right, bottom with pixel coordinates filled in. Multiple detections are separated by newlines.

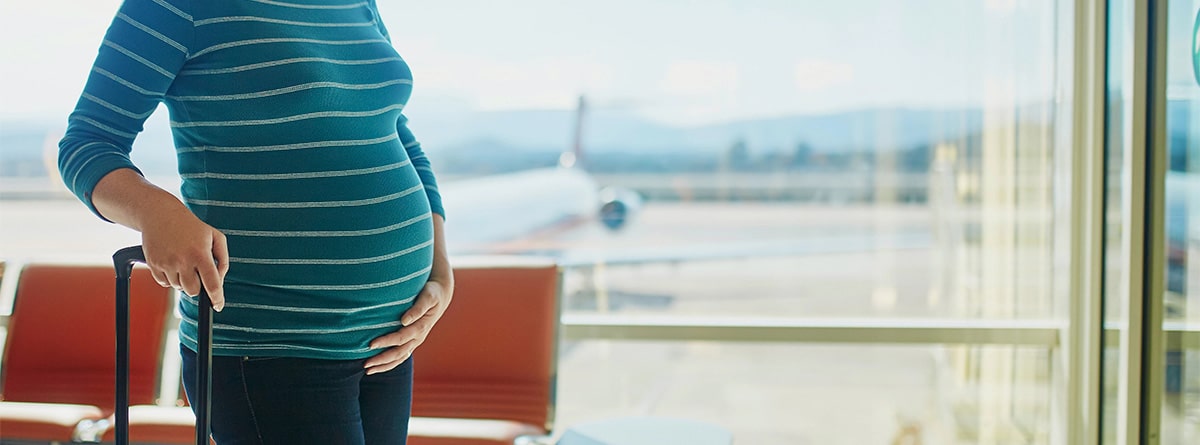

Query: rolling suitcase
left=113, top=245, right=213, bottom=445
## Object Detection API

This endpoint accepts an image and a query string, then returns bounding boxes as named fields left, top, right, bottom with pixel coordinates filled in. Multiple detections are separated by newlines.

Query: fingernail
left=214, top=302, right=224, bottom=312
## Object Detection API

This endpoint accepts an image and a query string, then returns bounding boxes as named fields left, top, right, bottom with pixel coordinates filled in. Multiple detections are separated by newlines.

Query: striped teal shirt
left=58, top=0, right=444, bottom=359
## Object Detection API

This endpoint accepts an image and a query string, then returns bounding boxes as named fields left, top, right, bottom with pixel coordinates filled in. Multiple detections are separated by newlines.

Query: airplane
left=0, top=96, right=645, bottom=259
left=1, top=94, right=928, bottom=265
left=437, top=97, right=646, bottom=255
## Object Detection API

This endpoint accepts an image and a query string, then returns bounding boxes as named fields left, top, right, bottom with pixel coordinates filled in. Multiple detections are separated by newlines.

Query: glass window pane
left=558, top=340, right=1055, bottom=443
left=1161, top=1, right=1200, bottom=443
left=1101, top=0, right=1136, bottom=441
left=0, top=0, right=1080, bottom=443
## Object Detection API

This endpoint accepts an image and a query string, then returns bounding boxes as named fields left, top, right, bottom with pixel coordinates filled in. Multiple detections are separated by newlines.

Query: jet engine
left=597, top=187, right=643, bottom=231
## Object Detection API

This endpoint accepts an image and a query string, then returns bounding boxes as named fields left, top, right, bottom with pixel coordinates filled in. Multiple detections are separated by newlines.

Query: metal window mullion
left=1138, top=0, right=1169, bottom=442
left=560, top=316, right=1062, bottom=346
left=1114, top=0, right=1151, bottom=443
left=1063, top=0, right=1108, bottom=443
left=559, top=315, right=1199, bottom=346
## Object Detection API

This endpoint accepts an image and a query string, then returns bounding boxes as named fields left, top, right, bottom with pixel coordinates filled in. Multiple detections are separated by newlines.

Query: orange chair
left=101, top=404, right=211, bottom=445
left=104, top=259, right=563, bottom=445
left=0, top=263, right=174, bottom=443
left=408, top=258, right=561, bottom=445
left=0, top=259, right=560, bottom=444
left=98, top=380, right=211, bottom=444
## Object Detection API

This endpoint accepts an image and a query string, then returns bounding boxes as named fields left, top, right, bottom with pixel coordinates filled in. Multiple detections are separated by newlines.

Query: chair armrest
left=0, top=401, right=107, bottom=442
left=126, top=404, right=197, bottom=425
left=409, top=417, right=545, bottom=441
left=99, top=405, right=201, bottom=445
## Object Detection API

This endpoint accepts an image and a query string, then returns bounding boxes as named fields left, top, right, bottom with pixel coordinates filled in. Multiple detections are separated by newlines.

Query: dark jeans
left=180, top=345, right=412, bottom=445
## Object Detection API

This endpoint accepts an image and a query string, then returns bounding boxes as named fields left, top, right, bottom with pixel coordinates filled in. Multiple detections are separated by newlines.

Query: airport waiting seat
left=108, top=258, right=561, bottom=445
left=407, top=258, right=561, bottom=445
left=97, top=378, right=213, bottom=445
left=0, top=263, right=174, bottom=443
left=99, top=403, right=212, bottom=445
left=0, top=259, right=560, bottom=444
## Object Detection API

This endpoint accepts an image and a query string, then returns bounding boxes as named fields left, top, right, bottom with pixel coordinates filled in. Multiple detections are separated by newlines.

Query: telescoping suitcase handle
left=113, top=246, right=213, bottom=445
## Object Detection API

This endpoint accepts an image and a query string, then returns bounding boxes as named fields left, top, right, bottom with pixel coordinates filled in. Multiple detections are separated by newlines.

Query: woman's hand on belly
left=364, top=276, right=453, bottom=375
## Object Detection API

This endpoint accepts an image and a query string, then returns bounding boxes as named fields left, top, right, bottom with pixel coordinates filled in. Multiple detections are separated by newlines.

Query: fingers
left=365, top=333, right=423, bottom=375
left=365, top=347, right=415, bottom=374
left=197, top=261, right=225, bottom=312
left=212, top=230, right=230, bottom=278
left=400, top=291, right=436, bottom=326
left=369, top=284, right=453, bottom=374
left=151, top=270, right=171, bottom=288
left=179, top=270, right=202, bottom=300
left=190, top=228, right=228, bottom=311
left=365, top=319, right=433, bottom=374
left=364, top=348, right=413, bottom=375
left=368, top=321, right=423, bottom=351
left=142, top=219, right=228, bottom=311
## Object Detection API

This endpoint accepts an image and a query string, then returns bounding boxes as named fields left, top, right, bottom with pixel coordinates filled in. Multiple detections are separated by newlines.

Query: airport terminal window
left=373, top=1, right=1073, bottom=442
left=0, top=0, right=1147, bottom=443
left=1160, top=1, right=1200, bottom=442
left=1101, top=0, right=1136, bottom=442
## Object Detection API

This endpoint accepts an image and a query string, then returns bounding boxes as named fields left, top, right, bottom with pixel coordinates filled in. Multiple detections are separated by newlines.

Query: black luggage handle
left=114, top=246, right=212, bottom=445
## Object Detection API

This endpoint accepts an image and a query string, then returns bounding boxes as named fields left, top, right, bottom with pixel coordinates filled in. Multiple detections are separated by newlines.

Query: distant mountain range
left=1, top=101, right=1192, bottom=178
left=418, top=106, right=985, bottom=155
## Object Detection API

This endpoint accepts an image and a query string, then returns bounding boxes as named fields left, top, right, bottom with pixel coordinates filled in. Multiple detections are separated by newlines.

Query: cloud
left=984, top=0, right=1017, bottom=14
left=793, top=60, right=855, bottom=92
left=413, top=52, right=616, bottom=110
left=659, top=61, right=740, bottom=97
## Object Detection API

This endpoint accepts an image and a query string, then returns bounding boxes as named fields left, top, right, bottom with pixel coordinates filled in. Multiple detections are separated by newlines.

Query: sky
left=1, top=0, right=1191, bottom=127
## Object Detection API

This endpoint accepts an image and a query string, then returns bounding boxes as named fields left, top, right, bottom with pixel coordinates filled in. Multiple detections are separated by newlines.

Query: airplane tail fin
left=559, top=95, right=587, bottom=170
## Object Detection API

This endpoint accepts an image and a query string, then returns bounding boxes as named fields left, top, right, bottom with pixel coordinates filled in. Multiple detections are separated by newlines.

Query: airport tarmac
left=0, top=198, right=1055, bottom=444
left=542, top=203, right=964, bottom=444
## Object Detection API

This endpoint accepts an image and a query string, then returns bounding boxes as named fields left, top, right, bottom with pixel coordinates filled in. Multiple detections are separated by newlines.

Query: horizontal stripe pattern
left=251, top=0, right=368, bottom=10
left=189, top=37, right=385, bottom=59
left=91, top=67, right=160, bottom=97
left=181, top=160, right=409, bottom=180
left=182, top=292, right=418, bottom=314
left=60, top=0, right=444, bottom=360
left=230, top=239, right=432, bottom=265
left=180, top=331, right=375, bottom=356
left=186, top=183, right=421, bottom=208
left=182, top=317, right=402, bottom=335
left=82, top=93, right=155, bottom=119
left=116, top=13, right=187, bottom=53
left=75, top=116, right=138, bottom=139
left=151, top=0, right=191, bottom=20
left=169, top=104, right=403, bottom=127
left=269, top=266, right=430, bottom=291
left=195, top=16, right=376, bottom=27
left=177, top=133, right=397, bottom=153
left=167, top=79, right=410, bottom=101
left=102, top=40, right=177, bottom=77
left=219, top=213, right=431, bottom=238
left=179, top=56, right=402, bottom=75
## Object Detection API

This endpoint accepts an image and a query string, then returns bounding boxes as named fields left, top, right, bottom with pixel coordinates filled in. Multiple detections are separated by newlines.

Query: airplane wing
left=441, top=165, right=933, bottom=268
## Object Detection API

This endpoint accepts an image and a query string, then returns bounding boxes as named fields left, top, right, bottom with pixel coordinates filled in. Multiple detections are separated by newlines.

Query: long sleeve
left=58, top=0, right=194, bottom=220
left=368, top=0, right=444, bottom=219
left=396, top=114, right=445, bottom=218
